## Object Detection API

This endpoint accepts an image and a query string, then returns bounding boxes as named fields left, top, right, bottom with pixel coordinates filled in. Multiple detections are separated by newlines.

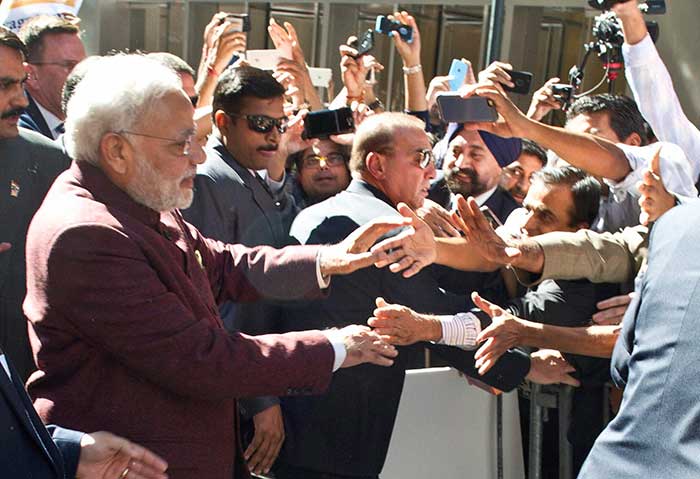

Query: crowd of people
left=1, top=1, right=699, bottom=478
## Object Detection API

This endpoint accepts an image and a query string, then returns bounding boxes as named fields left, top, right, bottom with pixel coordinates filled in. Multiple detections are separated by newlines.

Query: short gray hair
left=64, top=54, right=182, bottom=164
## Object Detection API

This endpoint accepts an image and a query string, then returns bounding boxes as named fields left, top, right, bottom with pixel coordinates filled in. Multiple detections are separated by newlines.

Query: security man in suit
left=18, top=15, right=86, bottom=140
left=0, top=26, right=70, bottom=382
left=182, top=66, right=298, bottom=476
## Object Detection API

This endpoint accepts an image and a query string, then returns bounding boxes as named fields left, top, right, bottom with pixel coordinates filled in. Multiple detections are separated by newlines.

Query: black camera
left=303, top=107, right=355, bottom=140
left=551, top=84, right=575, bottom=110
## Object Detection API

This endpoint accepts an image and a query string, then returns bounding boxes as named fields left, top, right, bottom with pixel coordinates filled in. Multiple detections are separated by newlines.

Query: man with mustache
left=182, top=65, right=301, bottom=476
left=0, top=26, right=69, bottom=382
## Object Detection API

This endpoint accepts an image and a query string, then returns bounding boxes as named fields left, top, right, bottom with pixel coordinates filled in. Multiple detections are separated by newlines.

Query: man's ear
left=623, top=132, right=643, bottom=147
left=214, top=110, right=230, bottom=133
left=24, top=63, right=39, bottom=92
left=99, top=133, right=130, bottom=176
left=365, top=152, right=386, bottom=180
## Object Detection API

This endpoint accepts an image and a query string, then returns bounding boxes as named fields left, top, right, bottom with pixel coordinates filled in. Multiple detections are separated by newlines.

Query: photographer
left=613, top=0, right=700, bottom=181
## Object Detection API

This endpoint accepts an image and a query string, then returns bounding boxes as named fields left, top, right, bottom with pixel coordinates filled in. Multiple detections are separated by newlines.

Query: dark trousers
left=274, top=464, right=378, bottom=479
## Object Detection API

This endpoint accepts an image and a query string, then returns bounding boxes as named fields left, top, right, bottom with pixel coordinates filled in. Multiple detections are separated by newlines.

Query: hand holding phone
left=375, top=15, right=413, bottom=43
left=503, top=70, right=533, bottom=95
left=303, top=107, right=355, bottom=140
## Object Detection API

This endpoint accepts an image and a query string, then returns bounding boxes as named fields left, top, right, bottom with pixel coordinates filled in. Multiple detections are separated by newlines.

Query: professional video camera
left=554, top=0, right=666, bottom=110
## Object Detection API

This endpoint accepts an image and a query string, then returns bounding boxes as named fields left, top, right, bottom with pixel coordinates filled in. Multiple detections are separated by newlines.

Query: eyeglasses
left=227, top=113, right=289, bottom=134
left=116, top=130, right=194, bottom=157
left=302, top=153, right=346, bottom=169
left=30, top=60, right=81, bottom=71
left=416, top=148, right=435, bottom=169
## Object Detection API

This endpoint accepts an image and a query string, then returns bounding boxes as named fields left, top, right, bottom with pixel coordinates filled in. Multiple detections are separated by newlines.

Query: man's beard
left=445, top=167, right=488, bottom=197
left=125, top=155, right=195, bottom=212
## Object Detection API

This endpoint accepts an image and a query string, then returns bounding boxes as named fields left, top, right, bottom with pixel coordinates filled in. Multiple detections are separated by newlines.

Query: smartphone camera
left=551, top=84, right=575, bottom=109
left=374, top=16, right=413, bottom=43
left=224, top=13, right=251, bottom=33
left=303, top=107, right=355, bottom=140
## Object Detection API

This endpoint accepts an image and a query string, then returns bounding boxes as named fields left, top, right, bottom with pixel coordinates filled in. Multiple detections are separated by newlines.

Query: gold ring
left=119, top=467, right=130, bottom=479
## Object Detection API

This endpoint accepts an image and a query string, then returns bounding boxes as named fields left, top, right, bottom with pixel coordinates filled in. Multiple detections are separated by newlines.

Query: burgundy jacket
left=24, top=161, right=334, bottom=479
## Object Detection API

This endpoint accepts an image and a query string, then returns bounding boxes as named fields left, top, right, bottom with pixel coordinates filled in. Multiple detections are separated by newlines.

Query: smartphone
left=303, top=107, right=355, bottom=139
left=502, top=70, right=533, bottom=95
left=244, top=49, right=282, bottom=71
left=436, top=92, right=498, bottom=123
left=479, top=205, right=503, bottom=230
left=375, top=15, right=413, bottom=43
left=351, top=29, right=375, bottom=58
left=224, top=13, right=251, bottom=33
left=308, top=67, right=333, bottom=88
left=448, top=59, right=469, bottom=91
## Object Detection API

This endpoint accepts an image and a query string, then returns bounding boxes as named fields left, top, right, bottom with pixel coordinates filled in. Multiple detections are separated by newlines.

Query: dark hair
left=0, top=26, right=27, bottom=57
left=532, top=166, right=601, bottom=227
left=567, top=94, right=648, bottom=145
left=18, top=15, right=80, bottom=62
left=520, top=139, right=547, bottom=166
left=212, top=66, right=285, bottom=119
left=61, top=55, right=101, bottom=114
left=147, top=52, right=195, bottom=78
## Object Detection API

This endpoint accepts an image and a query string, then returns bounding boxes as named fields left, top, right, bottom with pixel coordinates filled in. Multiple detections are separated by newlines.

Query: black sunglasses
left=228, top=113, right=289, bottom=134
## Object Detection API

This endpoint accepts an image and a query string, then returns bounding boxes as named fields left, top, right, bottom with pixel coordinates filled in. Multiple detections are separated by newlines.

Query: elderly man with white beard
left=21, top=53, right=412, bottom=479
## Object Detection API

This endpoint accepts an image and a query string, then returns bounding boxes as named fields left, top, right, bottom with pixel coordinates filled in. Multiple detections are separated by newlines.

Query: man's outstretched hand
left=337, top=325, right=399, bottom=368
left=371, top=203, right=437, bottom=278
left=526, top=350, right=580, bottom=387
left=368, top=297, right=441, bottom=345
left=453, top=195, right=522, bottom=266
left=77, top=431, right=168, bottom=479
left=318, top=215, right=413, bottom=277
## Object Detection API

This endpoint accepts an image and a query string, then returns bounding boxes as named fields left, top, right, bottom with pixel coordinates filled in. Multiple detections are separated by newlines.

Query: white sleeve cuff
left=437, top=312, right=482, bottom=350
left=266, top=171, right=286, bottom=194
left=315, top=250, right=331, bottom=289
left=322, top=329, right=347, bottom=371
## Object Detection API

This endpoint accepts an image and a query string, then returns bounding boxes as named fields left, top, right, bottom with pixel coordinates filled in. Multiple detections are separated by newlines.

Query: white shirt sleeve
left=609, top=142, right=698, bottom=200
left=623, top=34, right=700, bottom=180
left=437, top=312, right=482, bottom=350
left=321, top=329, right=347, bottom=371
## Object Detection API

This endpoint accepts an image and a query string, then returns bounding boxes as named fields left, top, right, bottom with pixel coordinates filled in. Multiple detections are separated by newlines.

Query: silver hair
left=64, top=53, right=182, bottom=165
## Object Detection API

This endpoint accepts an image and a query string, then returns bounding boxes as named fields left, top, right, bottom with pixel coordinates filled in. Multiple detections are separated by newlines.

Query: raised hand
left=638, top=145, right=675, bottom=225
left=472, top=292, right=527, bottom=375
left=76, top=431, right=168, bottom=479
left=389, top=11, right=421, bottom=68
left=338, top=325, right=399, bottom=368
left=457, top=82, right=530, bottom=139
left=244, top=405, right=285, bottom=476
left=416, top=199, right=461, bottom=238
left=371, top=203, right=437, bottom=278
left=452, top=195, right=522, bottom=265
left=526, top=350, right=580, bottom=387
left=526, top=77, right=562, bottom=121
left=477, top=61, right=515, bottom=94
left=368, top=297, right=441, bottom=345
left=318, top=216, right=414, bottom=277
left=593, top=293, right=634, bottom=326
left=268, top=18, right=303, bottom=63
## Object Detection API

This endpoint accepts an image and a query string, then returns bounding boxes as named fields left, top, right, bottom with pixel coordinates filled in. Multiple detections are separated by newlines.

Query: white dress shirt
left=623, top=34, right=700, bottom=180
left=34, top=100, right=64, bottom=140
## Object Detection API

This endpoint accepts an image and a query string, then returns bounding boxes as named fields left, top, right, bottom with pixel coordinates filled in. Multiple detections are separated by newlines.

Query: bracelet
left=402, top=64, right=422, bottom=75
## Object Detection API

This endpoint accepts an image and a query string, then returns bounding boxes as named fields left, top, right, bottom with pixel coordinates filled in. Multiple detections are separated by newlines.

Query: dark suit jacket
left=183, top=136, right=297, bottom=417
left=579, top=203, right=700, bottom=478
left=0, top=352, right=83, bottom=478
left=278, top=179, right=531, bottom=477
left=0, top=128, right=70, bottom=381
left=18, top=94, right=53, bottom=140
left=24, top=161, right=336, bottom=479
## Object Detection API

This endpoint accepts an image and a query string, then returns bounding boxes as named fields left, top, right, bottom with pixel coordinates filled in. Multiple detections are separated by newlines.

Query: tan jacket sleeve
left=531, top=226, right=648, bottom=284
